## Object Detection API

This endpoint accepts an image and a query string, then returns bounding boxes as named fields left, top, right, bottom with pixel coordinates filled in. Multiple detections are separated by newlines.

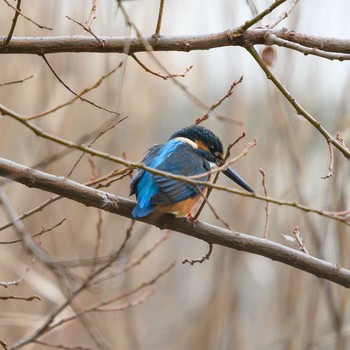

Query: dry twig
left=1, top=0, right=21, bottom=47
left=83, top=0, right=101, bottom=35
left=132, top=54, right=193, bottom=79
left=182, top=242, right=213, bottom=265
left=321, top=140, right=334, bottom=179
left=0, top=295, right=41, bottom=301
left=2, top=0, right=51, bottom=30
left=267, top=0, right=300, bottom=29
left=0, top=75, right=33, bottom=87
left=154, top=0, right=165, bottom=36
left=41, top=55, right=118, bottom=115
left=195, top=76, right=244, bottom=125
left=66, top=15, right=105, bottom=47
left=293, top=226, right=309, bottom=255
left=259, top=168, right=270, bottom=239
left=246, top=45, right=350, bottom=159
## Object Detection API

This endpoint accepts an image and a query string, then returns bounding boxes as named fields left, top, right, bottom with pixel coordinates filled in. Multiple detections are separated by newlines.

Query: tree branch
left=1, top=29, right=350, bottom=56
left=0, top=157, right=350, bottom=288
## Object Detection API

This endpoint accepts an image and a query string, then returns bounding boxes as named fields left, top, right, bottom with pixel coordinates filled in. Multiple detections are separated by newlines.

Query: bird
left=130, top=125, right=254, bottom=219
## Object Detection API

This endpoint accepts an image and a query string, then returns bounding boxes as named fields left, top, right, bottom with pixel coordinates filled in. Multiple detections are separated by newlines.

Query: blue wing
left=150, top=145, right=209, bottom=205
left=130, top=140, right=209, bottom=218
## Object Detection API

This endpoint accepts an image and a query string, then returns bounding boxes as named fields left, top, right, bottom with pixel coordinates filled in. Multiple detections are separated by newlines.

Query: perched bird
left=130, top=125, right=254, bottom=218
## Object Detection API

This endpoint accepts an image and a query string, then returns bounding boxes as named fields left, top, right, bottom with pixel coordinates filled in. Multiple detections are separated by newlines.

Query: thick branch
left=1, top=29, right=350, bottom=56
left=0, top=157, right=350, bottom=288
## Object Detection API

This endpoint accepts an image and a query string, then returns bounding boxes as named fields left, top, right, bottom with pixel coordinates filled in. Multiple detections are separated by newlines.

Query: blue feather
left=131, top=140, right=182, bottom=218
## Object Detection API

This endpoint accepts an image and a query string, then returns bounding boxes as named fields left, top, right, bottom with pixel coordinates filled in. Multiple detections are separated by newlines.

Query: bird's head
left=170, top=125, right=255, bottom=193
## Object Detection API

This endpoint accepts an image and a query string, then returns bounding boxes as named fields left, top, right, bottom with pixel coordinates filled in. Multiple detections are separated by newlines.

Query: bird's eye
left=209, top=145, right=215, bottom=153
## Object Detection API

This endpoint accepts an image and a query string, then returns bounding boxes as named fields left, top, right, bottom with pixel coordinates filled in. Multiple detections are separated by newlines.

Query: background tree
left=0, top=0, right=349, bottom=349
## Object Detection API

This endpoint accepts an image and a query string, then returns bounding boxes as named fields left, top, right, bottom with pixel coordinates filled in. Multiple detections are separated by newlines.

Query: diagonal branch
left=0, top=103, right=348, bottom=226
left=0, top=156, right=350, bottom=288
left=1, top=0, right=21, bottom=48
left=246, top=45, right=350, bottom=160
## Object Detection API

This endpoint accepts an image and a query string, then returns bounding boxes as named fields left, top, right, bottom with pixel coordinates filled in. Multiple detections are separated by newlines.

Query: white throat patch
left=174, top=137, right=198, bottom=149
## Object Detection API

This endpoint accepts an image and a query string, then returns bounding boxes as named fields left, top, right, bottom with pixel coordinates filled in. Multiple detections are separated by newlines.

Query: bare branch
left=154, top=0, right=165, bottom=36
left=246, top=45, right=350, bottom=160
left=33, top=340, right=91, bottom=350
left=0, top=339, right=9, bottom=350
left=1, top=0, right=21, bottom=47
left=293, top=226, right=309, bottom=255
left=195, top=76, right=243, bottom=125
left=182, top=242, right=213, bottom=265
left=66, top=15, right=105, bottom=47
left=266, top=32, right=350, bottom=61
left=27, top=63, right=122, bottom=120
left=0, top=75, right=33, bottom=87
left=41, top=55, right=119, bottom=115
left=0, top=295, right=41, bottom=301
left=0, top=102, right=346, bottom=225
left=267, top=0, right=300, bottom=29
left=2, top=29, right=350, bottom=57
left=259, top=168, right=270, bottom=239
left=321, top=140, right=334, bottom=179
left=83, top=0, right=101, bottom=35
left=236, top=0, right=288, bottom=33
left=2, top=0, right=52, bottom=30
left=131, top=53, right=193, bottom=79
left=1, top=157, right=350, bottom=288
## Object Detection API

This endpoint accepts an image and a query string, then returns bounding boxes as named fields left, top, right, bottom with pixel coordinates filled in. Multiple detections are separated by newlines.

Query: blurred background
left=1, top=0, right=350, bottom=349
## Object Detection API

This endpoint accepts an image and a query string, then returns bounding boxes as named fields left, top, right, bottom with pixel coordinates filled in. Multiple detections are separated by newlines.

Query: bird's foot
left=185, top=212, right=196, bottom=223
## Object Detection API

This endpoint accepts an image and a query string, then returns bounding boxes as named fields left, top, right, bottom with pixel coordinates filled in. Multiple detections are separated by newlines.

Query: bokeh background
left=1, top=0, right=350, bottom=349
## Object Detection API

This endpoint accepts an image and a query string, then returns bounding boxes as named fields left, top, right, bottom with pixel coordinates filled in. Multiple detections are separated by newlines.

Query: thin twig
left=131, top=53, right=193, bottom=79
left=182, top=242, right=213, bottom=265
left=66, top=15, right=105, bottom=47
left=0, top=75, right=33, bottom=87
left=235, top=0, right=288, bottom=33
left=293, top=226, right=309, bottom=255
left=0, top=255, right=34, bottom=288
left=11, top=232, right=131, bottom=349
left=0, top=295, right=41, bottom=301
left=246, top=45, right=350, bottom=159
left=266, top=32, right=350, bottom=61
left=2, top=0, right=52, bottom=30
left=47, top=263, right=174, bottom=335
left=190, top=138, right=257, bottom=180
left=1, top=0, right=21, bottom=47
left=259, top=168, right=270, bottom=239
left=154, top=0, right=165, bottom=36
left=92, top=230, right=170, bottom=285
left=195, top=76, right=244, bottom=125
left=0, top=218, right=66, bottom=244
left=83, top=0, right=101, bottom=35
left=245, top=0, right=258, bottom=16
left=116, top=0, right=233, bottom=123
left=196, top=184, right=231, bottom=229
left=193, top=133, right=246, bottom=220
left=67, top=117, right=127, bottom=177
left=267, top=0, right=300, bottom=29
left=27, top=63, right=122, bottom=120
left=0, top=339, right=9, bottom=350
left=41, top=55, right=118, bottom=115
left=321, top=140, right=334, bottom=179
left=33, top=340, right=92, bottom=350
left=0, top=111, right=347, bottom=226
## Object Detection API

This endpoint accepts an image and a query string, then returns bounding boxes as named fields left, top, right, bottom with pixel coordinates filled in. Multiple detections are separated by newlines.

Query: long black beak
left=223, top=166, right=255, bottom=193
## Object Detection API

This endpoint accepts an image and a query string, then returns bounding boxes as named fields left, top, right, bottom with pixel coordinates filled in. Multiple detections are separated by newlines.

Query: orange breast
left=155, top=194, right=202, bottom=217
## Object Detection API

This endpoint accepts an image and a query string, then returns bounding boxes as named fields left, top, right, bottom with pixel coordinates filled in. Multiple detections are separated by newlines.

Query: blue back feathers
left=130, top=139, right=209, bottom=218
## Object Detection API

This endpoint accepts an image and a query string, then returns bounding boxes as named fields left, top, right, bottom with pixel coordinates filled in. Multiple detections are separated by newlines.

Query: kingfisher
left=130, top=125, right=254, bottom=218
